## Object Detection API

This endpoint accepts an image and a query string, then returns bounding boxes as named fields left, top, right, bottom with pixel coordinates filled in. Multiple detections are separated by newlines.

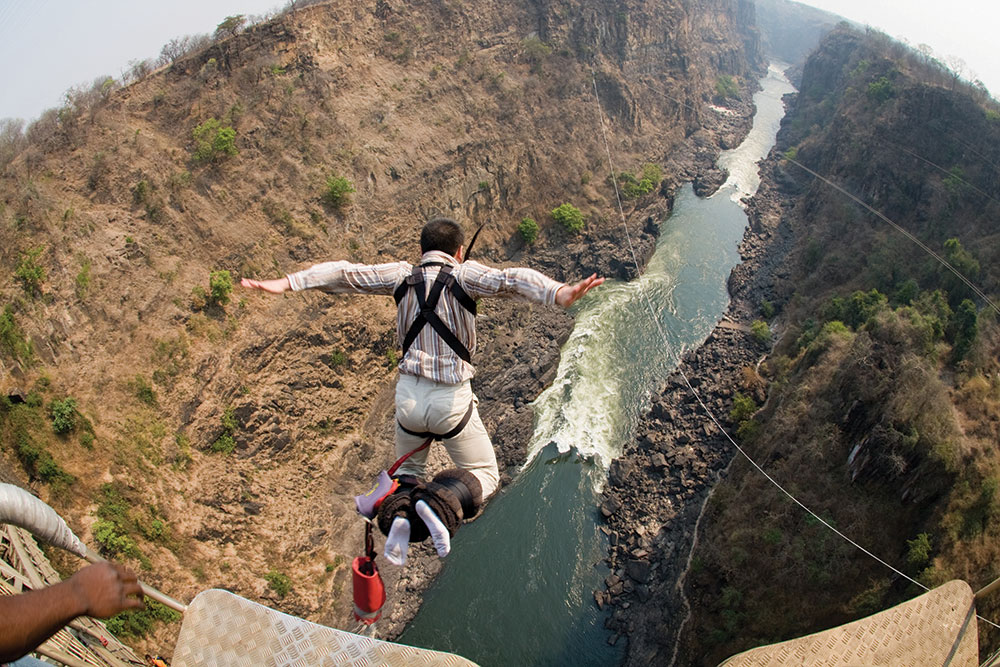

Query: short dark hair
left=420, top=217, right=464, bottom=255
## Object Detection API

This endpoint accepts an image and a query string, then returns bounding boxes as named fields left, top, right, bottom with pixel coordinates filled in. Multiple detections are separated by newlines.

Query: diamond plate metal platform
left=722, top=580, right=978, bottom=666
left=172, top=588, right=479, bottom=666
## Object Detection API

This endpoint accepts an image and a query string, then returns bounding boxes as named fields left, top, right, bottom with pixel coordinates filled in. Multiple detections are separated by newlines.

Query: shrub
left=49, top=398, right=78, bottom=434
left=715, top=75, right=739, bottom=99
left=15, top=247, right=45, bottom=296
left=265, top=569, right=292, bottom=597
left=192, top=118, right=238, bottom=163
left=950, top=299, right=978, bottom=361
left=190, top=285, right=208, bottom=311
left=551, top=203, right=584, bottom=233
left=906, top=533, right=932, bottom=569
left=760, top=300, right=775, bottom=319
left=729, top=393, right=757, bottom=423
left=75, top=258, right=92, bottom=299
left=322, top=175, right=355, bottom=210
left=619, top=163, right=662, bottom=198
left=750, top=320, right=770, bottom=344
left=131, top=375, right=157, bottom=406
left=867, top=76, right=895, bottom=103
left=518, top=217, right=539, bottom=244
left=0, top=305, right=33, bottom=363
left=521, top=36, right=552, bottom=74
left=105, top=599, right=180, bottom=638
left=211, top=407, right=237, bottom=454
left=209, top=270, right=233, bottom=307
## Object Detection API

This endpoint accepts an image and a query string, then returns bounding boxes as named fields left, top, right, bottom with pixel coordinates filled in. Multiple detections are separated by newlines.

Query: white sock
left=384, top=517, right=410, bottom=566
left=416, top=500, right=451, bottom=558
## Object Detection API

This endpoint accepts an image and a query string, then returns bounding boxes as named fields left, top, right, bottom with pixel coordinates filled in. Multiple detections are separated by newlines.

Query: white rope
left=588, top=70, right=1000, bottom=640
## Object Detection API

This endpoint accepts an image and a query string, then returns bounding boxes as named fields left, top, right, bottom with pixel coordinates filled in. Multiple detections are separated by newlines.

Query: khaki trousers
left=394, top=373, right=499, bottom=498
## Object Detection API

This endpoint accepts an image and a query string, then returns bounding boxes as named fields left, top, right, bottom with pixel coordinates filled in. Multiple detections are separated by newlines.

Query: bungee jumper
left=242, top=217, right=603, bottom=580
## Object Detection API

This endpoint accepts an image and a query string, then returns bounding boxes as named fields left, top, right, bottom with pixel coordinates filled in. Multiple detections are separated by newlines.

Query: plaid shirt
left=287, top=250, right=564, bottom=384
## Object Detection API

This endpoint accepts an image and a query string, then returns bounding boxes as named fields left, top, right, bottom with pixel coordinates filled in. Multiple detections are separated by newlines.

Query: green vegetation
left=905, top=533, right=932, bottom=569
left=265, top=569, right=292, bottom=596
left=3, top=400, right=73, bottom=488
left=215, top=14, right=246, bottom=39
left=866, top=76, right=895, bottom=103
left=132, top=179, right=163, bottom=222
left=14, top=247, right=45, bottom=296
left=618, top=163, right=662, bottom=198
left=75, top=257, right=92, bottom=299
left=209, top=269, right=234, bottom=307
left=192, top=118, right=238, bottom=163
left=322, top=174, right=355, bottom=210
left=750, top=320, right=770, bottom=345
left=782, top=146, right=798, bottom=161
left=551, top=203, right=584, bottom=233
left=105, top=598, right=180, bottom=638
left=190, top=285, right=208, bottom=311
left=211, top=407, right=238, bottom=454
left=49, top=397, right=78, bottom=434
left=521, top=36, right=552, bottom=74
left=0, top=305, right=33, bottom=363
left=130, top=375, right=157, bottom=406
left=518, top=217, right=539, bottom=244
left=714, top=75, right=739, bottom=99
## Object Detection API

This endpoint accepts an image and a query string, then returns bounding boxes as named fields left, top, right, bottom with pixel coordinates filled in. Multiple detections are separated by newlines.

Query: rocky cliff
left=601, top=24, right=1000, bottom=666
left=0, top=0, right=762, bottom=655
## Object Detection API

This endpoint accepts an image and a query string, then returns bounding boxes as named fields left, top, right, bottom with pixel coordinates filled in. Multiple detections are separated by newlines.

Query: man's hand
left=555, top=273, right=604, bottom=308
left=240, top=277, right=291, bottom=294
left=69, top=562, right=144, bottom=619
left=1, top=562, right=144, bottom=662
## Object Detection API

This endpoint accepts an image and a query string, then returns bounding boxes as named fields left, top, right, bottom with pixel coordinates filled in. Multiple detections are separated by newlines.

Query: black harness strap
left=397, top=397, right=475, bottom=441
left=394, top=263, right=477, bottom=362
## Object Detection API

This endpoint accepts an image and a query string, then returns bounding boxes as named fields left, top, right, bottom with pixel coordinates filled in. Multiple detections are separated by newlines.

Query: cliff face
left=0, top=0, right=761, bottom=655
left=666, top=26, right=1000, bottom=665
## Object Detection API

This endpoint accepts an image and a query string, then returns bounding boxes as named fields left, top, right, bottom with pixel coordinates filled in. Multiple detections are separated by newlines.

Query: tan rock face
left=0, top=0, right=760, bottom=654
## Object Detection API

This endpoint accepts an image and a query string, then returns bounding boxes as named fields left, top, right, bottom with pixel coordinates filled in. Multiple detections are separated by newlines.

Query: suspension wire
left=784, top=155, right=1000, bottom=316
left=881, top=137, right=1000, bottom=208
left=588, top=71, right=1000, bottom=637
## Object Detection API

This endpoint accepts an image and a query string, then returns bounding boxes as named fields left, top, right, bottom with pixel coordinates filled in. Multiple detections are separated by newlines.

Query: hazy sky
left=0, top=0, right=997, bottom=123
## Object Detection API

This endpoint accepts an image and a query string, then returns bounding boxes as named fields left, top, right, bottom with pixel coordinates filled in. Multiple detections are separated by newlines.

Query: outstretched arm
left=555, top=273, right=604, bottom=308
left=0, top=562, right=144, bottom=662
left=240, top=277, right=291, bottom=294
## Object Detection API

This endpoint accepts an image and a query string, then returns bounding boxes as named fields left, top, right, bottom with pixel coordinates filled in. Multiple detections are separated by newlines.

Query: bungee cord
left=587, top=68, right=1000, bottom=648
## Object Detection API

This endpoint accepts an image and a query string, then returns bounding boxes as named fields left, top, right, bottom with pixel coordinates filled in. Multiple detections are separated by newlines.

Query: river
left=399, top=63, right=796, bottom=666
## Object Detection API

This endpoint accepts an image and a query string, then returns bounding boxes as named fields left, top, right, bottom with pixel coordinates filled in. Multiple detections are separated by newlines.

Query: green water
left=399, top=64, right=795, bottom=666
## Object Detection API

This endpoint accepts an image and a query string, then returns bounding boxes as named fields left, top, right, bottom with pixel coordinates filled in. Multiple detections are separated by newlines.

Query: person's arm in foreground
left=555, top=273, right=604, bottom=308
left=240, top=276, right=290, bottom=293
left=0, top=562, right=144, bottom=662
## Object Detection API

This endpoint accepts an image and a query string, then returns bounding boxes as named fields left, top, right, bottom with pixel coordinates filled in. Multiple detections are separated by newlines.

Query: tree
left=551, top=203, right=584, bottom=233
left=215, top=15, right=246, bottom=39
left=518, top=217, right=539, bottom=244
left=0, top=118, right=26, bottom=168
left=192, top=118, right=238, bottom=163
left=209, top=270, right=234, bottom=307
left=322, top=175, right=355, bottom=210
left=15, top=247, right=45, bottom=296
left=950, top=299, right=978, bottom=361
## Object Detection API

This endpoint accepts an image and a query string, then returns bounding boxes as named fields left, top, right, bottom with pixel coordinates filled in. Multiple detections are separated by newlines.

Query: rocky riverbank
left=597, top=148, right=795, bottom=665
